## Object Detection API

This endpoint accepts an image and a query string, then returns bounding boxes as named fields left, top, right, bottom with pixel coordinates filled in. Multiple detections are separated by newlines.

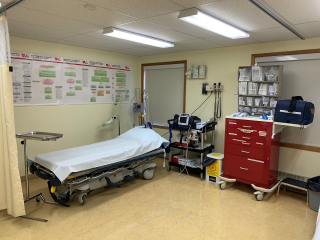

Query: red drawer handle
left=242, top=150, right=250, bottom=153
left=240, top=167, right=248, bottom=170
left=242, top=142, right=250, bottom=145
left=229, top=133, right=237, bottom=135
left=229, top=122, right=237, bottom=125
left=256, top=142, right=264, bottom=145
left=238, top=128, right=256, bottom=133
left=232, top=139, right=243, bottom=142
left=247, top=158, right=264, bottom=163
left=242, top=137, right=250, bottom=139
left=243, top=126, right=251, bottom=128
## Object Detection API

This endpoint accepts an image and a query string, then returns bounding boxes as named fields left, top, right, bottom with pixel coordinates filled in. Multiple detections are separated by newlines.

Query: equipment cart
left=167, top=119, right=217, bottom=180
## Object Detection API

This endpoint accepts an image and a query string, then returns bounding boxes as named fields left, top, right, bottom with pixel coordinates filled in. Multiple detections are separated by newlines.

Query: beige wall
left=11, top=37, right=140, bottom=176
left=11, top=36, right=320, bottom=178
left=140, top=37, right=320, bottom=178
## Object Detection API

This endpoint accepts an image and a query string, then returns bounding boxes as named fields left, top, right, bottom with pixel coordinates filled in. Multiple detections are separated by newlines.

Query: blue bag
left=274, top=96, right=315, bottom=125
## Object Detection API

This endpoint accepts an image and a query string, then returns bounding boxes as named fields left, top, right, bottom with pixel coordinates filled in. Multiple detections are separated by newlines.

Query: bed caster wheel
left=143, top=169, right=155, bottom=180
left=36, top=198, right=40, bottom=203
left=219, top=182, right=227, bottom=190
left=255, top=193, right=264, bottom=201
left=78, top=193, right=87, bottom=206
left=167, top=165, right=171, bottom=172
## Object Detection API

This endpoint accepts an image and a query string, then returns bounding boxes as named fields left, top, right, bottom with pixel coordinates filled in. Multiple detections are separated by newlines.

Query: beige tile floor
left=0, top=158, right=317, bottom=240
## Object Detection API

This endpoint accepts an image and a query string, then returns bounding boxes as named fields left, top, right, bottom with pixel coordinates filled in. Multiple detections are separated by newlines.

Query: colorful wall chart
left=11, top=52, right=131, bottom=106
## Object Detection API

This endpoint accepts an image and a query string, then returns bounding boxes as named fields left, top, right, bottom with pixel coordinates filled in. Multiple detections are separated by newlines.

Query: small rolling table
left=16, top=131, right=63, bottom=222
left=167, top=120, right=216, bottom=180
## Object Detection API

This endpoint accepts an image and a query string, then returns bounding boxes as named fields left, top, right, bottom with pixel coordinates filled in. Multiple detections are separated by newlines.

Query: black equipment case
left=274, top=96, right=315, bottom=125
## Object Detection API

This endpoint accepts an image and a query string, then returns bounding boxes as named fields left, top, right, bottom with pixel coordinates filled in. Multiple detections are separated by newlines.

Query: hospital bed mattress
left=30, top=127, right=169, bottom=182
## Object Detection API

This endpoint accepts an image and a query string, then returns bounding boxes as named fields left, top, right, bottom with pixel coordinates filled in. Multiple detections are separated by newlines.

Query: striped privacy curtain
left=0, top=14, right=25, bottom=217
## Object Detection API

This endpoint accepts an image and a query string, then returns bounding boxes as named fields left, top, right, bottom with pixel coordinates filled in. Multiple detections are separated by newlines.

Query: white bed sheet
left=30, top=127, right=169, bottom=182
left=313, top=206, right=320, bottom=240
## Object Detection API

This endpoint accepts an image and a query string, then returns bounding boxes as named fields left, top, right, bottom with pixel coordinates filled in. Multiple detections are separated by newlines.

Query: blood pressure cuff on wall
left=274, top=96, right=315, bottom=125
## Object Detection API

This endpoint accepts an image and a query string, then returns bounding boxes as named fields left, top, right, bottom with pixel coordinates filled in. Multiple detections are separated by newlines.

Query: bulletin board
left=11, top=52, right=131, bottom=106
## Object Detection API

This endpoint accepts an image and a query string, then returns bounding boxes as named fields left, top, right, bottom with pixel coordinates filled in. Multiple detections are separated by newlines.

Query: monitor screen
left=179, top=116, right=188, bottom=123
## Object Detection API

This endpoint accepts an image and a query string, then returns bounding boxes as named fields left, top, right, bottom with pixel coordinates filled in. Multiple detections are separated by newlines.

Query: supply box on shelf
left=171, top=155, right=201, bottom=168
left=238, top=65, right=283, bottom=116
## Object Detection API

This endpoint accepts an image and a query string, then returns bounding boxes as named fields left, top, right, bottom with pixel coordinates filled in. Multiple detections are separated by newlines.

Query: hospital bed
left=28, top=127, right=169, bottom=206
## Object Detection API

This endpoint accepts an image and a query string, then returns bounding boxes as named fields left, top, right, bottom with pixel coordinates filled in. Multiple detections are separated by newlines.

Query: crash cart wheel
left=219, top=182, right=227, bottom=190
left=255, top=193, right=264, bottom=201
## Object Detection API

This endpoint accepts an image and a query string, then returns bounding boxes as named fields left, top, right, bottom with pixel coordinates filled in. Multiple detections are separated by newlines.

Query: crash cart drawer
left=224, top=154, right=264, bottom=183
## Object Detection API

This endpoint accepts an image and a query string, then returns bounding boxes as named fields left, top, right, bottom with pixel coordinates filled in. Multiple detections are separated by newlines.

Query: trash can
left=205, top=153, right=224, bottom=184
left=307, top=176, right=320, bottom=212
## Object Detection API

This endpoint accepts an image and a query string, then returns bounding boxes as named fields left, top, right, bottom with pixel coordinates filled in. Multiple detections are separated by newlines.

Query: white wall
left=11, top=37, right=140, bottom=176
left=140, top=37, right=320, bottom=178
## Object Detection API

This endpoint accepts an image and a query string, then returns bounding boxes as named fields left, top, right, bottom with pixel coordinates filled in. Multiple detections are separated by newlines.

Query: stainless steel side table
left=16, top=132, right=63, bottom=222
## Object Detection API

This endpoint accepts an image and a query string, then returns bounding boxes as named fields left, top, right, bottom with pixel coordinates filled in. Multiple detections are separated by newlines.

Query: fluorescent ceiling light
left=178, top=8, right=249, bottom=39
left=103, top=27, right=174, bottom=48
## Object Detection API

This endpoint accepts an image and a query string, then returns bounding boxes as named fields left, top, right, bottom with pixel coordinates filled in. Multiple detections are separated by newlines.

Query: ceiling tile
left=117, top=21, right=197, bottom=42
left=19, top=0, right=137, bottom=27
left=169, top=0, right=220, bottom=8
left=199, top=0, right=281, bottom=31
left=80, top=0, right=184, bottom=19
left=160, top=45, right=195, bottom=54
left=55, top=39, right=118, bottom=52
left=85, top=29, right=153, bottom=47
left=176, top=38, right=223, bottom=49
left=249, top=27, right=299, bottom=43
left=108, top=49, right=140, bottom=56
left=8, top=20, right=76, bottom=39
left=10, top=31, right=58, bottom=43
left=264, top=0, right=320, bottom=24
left=61, top=35, right=139, bottom=49
left=7, top=7, right=102, bottom=34
left=112, top=47, right=164, bottom=56
left=205, top=36, right=260, bottom=47
left=295, top=22, right=320, bottom=38
left=145, top=12, right=219, bottom=38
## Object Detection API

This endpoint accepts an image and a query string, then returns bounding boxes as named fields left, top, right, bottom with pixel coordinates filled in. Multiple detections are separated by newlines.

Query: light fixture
left=103, top=27, right=174, bottom=48
left=178, top=8, right=249, bottom=39
left=248, top=0, right=304, bottom=40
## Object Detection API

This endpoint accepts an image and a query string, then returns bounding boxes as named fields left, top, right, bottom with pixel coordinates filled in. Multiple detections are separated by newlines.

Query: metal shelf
left=272, top=122, right=311, bottom=138
left=169, top=162, right=204, bottom=173
left=239, top=95, right=279, bottom=97
left=169, top=143, right=214, bottom=153
left=239, top=105, right=275, bottom=108
left=239, top=81, right=279, bottom=83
